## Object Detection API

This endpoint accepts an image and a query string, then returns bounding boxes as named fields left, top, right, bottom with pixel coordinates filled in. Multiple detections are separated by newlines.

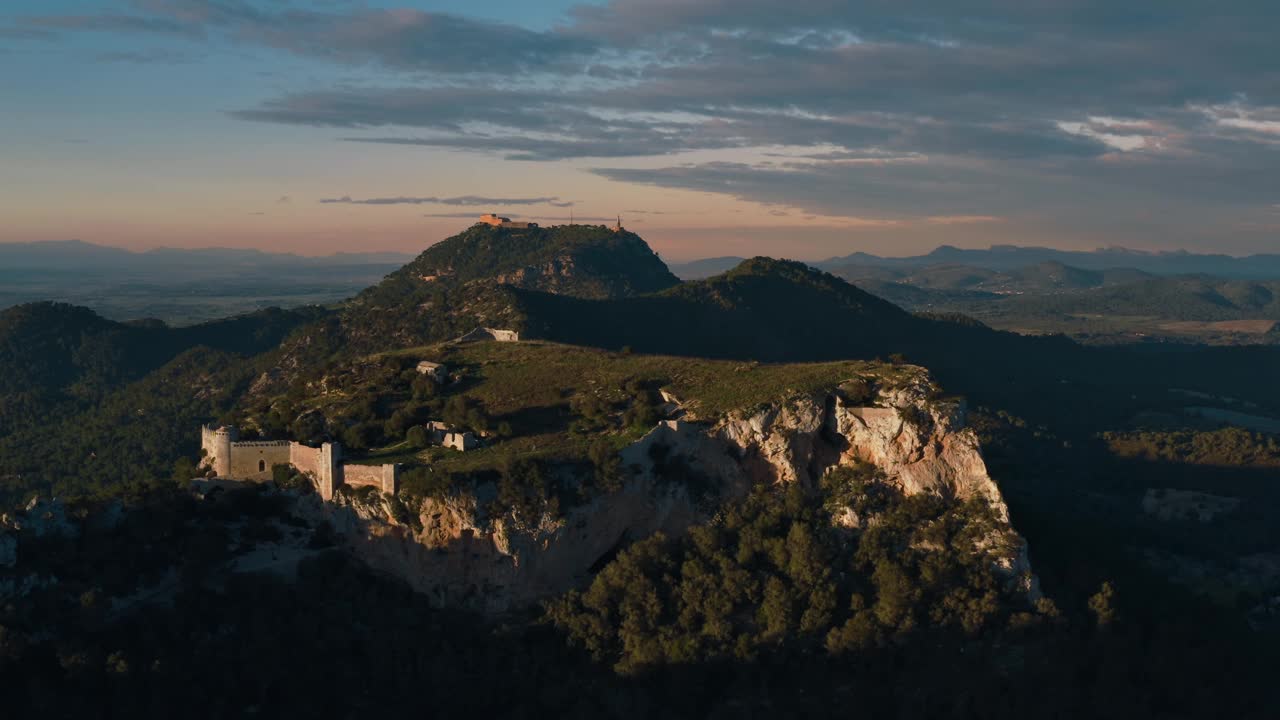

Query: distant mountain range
left=821, top=245, right=1280, bottom=278
left=828, top=260, right=1154, bottom=293
left=822, top=258, right=1280, bottom=344
left=670, top=246, right=1280, bottom=281
left=0, top=239, right=413, bottom=269
left=0, top=240, right=416, bottom=325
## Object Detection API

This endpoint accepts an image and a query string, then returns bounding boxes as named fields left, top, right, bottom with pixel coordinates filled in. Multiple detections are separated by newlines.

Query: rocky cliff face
left=715, top=372, right=1007, bottom=513
left=493, top=256, right=584, bottom=295
left=310, top=370, right=1035, bottom=612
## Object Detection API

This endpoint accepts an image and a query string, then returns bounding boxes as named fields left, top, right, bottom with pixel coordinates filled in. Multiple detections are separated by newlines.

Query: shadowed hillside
left=0, top=303, right=322, bottom=437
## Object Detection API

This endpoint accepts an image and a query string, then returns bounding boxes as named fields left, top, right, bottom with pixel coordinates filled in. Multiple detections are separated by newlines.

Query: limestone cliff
left=306, top=370, right=1035, bottom=612
left=715, top=372, right=1008, bottom=513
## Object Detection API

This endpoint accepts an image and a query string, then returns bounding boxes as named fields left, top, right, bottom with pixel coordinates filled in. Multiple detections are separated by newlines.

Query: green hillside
left=232, top=339, right=913, bottom=502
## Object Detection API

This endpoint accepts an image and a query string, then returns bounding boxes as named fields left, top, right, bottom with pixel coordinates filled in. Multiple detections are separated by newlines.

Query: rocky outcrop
left=0, top=497, right=79, bottom=601
left=312, top=370, right=1035, bottom=612
left=1, top=497, right=78, bottom=539
left=494, top=256, right=581, bottom=294
left=713, top=375, right=1037, bottom=597
left=716, top=372, right=1006, bottom=512
left=302, top=467, right=714, bottom=613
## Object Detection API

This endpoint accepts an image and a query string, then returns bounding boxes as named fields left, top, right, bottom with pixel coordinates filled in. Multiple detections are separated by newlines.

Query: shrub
left=406, top=425, right=431, bottom=449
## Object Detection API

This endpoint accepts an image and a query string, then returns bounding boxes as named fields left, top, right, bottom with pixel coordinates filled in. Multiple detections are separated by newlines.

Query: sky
left=2, top=1, right=1278, bottom=261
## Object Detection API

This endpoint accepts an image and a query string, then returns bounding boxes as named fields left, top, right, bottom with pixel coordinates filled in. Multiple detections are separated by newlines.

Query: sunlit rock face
left=310, top=372, right=1035, bottom=612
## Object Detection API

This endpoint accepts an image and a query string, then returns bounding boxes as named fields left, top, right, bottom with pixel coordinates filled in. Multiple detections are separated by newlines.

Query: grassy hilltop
left=236, top=340, right=914, bottom=493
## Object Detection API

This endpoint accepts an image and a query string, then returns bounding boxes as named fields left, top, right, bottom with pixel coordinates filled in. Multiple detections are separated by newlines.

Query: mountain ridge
left=817, top=244, right=1280, bottom=278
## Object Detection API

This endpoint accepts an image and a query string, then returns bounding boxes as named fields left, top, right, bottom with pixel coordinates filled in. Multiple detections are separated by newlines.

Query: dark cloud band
left=321, top=195, right=572, bottom=206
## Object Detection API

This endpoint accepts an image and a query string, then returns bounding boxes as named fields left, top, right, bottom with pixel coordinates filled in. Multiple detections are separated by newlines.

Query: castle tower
left=318, top=442, right=343, bottom=500
left=201, top=425, right=239, bottom=478
left=380, top=464, right=400, bottom=495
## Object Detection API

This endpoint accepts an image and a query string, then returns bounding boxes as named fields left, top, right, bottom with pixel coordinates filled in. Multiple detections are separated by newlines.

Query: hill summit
left=511, top=256, right=931, bottom=360
left=282, top=223, right=681, bottom=359
left=385, top=223, right=678, bottom=299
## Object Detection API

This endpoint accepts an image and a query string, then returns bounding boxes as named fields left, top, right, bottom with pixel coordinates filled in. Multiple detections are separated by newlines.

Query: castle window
left=258, top=460, right=266, bottom=472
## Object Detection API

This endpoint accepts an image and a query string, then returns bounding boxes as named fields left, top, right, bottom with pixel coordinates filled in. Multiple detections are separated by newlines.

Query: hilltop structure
left=457, top=327, right=520, bottom=343
left=199, top=425, right=398, bottom=499
left=415, top=360, right=447, bottom=381
left=477, top=213, right=538, bottom=230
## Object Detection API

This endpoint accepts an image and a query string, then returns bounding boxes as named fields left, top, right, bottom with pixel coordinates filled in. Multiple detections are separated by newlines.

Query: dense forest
left=3, top=477, right=1277, bottom=717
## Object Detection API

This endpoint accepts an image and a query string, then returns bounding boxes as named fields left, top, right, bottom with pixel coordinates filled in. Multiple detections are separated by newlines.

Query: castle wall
left=289, top=442, right=343, bottom=500
left=228, top=441, right=291, bottom=481
left=343, top=463, right=399, bottom=495
left=196, top=425, right=395, bottom=499
left=289, top=442, right=321, bottom=480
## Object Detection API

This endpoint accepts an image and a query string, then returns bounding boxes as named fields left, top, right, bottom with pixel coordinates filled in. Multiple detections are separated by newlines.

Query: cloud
left=422, top=212, right=516, bottom=219
left=22, top=11, right=201, bottom=38
left=0, top=26, right=57, bottom=40
left=321, top=195, right=570, bottom=206
left=924, top=215, right=1005, bottom=226
left=16, top=0, right=1280, bottom=247
left=46, top=3, right=1280, bottom=159
left=591, top=134, right=1280, bottom=244
left=19, top=1, right=593, bottom=73
left=97, top=48, right=197, bottom=64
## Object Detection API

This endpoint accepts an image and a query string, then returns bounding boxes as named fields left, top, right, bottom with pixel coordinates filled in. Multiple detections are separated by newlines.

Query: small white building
left=423, top=421, right=451, bottom=443
left=416, top=361, right=447, bottom=381
left=457, top=327, right=520, bottom=343
left=443, top=431, right=478, bottom=452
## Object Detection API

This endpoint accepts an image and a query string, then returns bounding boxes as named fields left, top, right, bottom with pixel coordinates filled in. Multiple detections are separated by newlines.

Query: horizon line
left=4, top=234, right=1278, bottom=264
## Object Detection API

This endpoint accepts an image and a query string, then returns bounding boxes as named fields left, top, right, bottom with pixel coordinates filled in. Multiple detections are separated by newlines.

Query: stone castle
left=476, top=213, right=538, bottom=229
left=200, top=425, right=398, bottom=500
left=477, top=212, right=624, bottom=232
